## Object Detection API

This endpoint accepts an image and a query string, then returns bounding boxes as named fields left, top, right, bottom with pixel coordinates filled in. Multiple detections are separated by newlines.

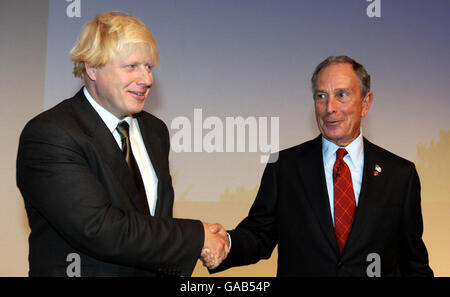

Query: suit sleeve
left=212, top=161, right=279, bottom=273
left=399, top=164, right=434, bottom=276
left=16, top=118, right=203, bottom=276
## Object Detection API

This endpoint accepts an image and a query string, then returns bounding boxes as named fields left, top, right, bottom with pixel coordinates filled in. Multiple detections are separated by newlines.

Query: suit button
left=337, top=261, right=343, bottom=268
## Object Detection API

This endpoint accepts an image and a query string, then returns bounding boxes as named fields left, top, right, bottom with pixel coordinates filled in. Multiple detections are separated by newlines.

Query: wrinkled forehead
left=315, top=63, right=360, bottom=91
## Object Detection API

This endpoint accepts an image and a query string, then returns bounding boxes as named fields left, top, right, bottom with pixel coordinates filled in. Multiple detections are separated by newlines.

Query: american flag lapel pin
left=374, top=164, right=382, bottom=176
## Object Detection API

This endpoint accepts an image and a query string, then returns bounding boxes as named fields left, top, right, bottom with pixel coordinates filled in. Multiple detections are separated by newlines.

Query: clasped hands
left=200, top=222, right=230, bottom=270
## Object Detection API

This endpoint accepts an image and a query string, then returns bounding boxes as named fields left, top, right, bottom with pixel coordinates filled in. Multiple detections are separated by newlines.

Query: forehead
left=110, top=43, right=154, bottom=64
left=316, top=63, right=359, bottom=90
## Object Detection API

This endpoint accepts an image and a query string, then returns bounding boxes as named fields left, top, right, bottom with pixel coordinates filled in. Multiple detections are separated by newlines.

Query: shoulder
left=23, top=89, right=86, bottom=130
left=135, top=111, right=171, bottom=152
left=32, top=99, right=74, bottom=122
left=363, top=138, right=416, bottom=176
left=276, top=136, right=321, bottom=161
left=282, top=137, right=320, bottom=154
left=136, top=111, right=170, bottom=136
left=19, top=90, right=95, bottom=149
left=137, top=111, right=168, bottom=129
left=21, top=97, right=79, bottom=137
left=263, top=136, right=321, bottom=167
left=364, top=138, right=414, bottom=166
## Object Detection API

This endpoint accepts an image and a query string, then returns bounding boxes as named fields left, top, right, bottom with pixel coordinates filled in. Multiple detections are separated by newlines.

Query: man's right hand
left=200, top=222, right=229, bottom=269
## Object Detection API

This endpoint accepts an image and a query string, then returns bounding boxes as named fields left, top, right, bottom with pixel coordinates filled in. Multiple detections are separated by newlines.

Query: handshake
left=200, top=223, right=230, bottom=270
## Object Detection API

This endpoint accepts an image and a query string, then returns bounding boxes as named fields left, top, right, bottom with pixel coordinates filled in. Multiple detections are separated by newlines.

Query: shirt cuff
left=227, top=232, right=232, bottom=249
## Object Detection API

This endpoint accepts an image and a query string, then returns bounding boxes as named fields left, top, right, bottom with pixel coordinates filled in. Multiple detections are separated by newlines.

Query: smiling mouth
left=128, top=90, right=148, bottom=101
left=129, top=91, right=146, bottom=96
left=324, top=120, right=342, bottom=127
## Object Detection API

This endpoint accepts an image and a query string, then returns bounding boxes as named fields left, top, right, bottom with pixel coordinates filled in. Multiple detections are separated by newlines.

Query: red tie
left=333, top=148, right=356, bottom=254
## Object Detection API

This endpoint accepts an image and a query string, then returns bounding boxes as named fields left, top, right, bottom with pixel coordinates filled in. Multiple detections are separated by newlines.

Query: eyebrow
left=315, top=88, right=352, bottom=94
left=334, top=88, right=352, bottom=92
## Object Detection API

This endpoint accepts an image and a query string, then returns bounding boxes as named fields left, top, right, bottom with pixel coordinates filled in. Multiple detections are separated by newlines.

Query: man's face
left=86, top=44, right=154, bottom=119
left=313, top=63, right=372, bottom=146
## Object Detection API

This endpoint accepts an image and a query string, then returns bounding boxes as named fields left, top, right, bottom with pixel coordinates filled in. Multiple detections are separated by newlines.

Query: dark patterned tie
left=333, top=148, right=356, bottom=254
left=116, top=121, right=150, bottom=215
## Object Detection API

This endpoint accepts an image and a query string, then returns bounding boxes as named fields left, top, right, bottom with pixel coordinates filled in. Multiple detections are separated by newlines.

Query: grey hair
left=311, top=56, right=371, bottom=98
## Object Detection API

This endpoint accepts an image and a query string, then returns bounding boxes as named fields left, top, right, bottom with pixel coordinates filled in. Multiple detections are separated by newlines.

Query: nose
left=137, top=67, right=153, bottom=88
left=326, top=96, right=338, bottom=114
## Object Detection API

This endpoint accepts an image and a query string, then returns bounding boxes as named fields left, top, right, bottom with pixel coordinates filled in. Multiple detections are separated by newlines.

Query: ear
left=84, top=62, right=97, bottom=81
left=361, top=91, right=373, bottom=118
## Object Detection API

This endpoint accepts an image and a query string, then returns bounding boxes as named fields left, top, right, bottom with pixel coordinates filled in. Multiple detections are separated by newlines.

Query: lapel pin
left=374, top=164, right=382, bottom=176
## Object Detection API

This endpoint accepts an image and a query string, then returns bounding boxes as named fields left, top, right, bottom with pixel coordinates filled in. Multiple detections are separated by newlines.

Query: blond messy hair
left=70, top=11, right=159, bottom=80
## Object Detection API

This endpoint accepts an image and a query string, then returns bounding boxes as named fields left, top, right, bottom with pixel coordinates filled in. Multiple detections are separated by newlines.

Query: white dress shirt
left=83, top=87, right=158, bottom=215
left=322, top=132, right=364, bottom=225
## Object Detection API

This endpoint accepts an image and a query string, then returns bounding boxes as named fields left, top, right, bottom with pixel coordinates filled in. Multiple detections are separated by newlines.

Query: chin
left=129, top=104, right=146, bottom=115
left=322, top=128, right=342, bottom=139
left=323, top=133, right=346, bottom=144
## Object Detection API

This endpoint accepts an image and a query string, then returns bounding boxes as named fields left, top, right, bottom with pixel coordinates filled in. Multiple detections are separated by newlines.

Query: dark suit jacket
left=16, top=88, right=204, bottom=276
left=214, top=136, right=433, bottom=276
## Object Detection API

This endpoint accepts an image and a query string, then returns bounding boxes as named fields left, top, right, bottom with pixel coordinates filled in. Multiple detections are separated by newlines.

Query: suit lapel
left=343, top=138, right=387, bottom=255
left=70, top=89, right=147, bottom=213
left=136, top=114, right=164, bottom=216
left=136, top=114, right=161, bottom=179
left=298, top=136, right=390, bottom=257
left=297, top=136, right=339, bottom=253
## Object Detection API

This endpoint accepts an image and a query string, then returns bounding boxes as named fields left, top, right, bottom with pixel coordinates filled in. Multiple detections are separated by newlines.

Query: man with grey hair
left=209, top=55, right=433, bottom=276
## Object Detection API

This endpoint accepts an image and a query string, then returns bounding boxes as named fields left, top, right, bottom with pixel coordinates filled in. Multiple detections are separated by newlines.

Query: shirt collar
left=322, top=131, right=364, bottom=168
left=83, top=87, right=131, bottom=132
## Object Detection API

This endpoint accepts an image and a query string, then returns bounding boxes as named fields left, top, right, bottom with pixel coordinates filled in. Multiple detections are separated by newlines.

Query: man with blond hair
left=17, top=12, right=228, bottom=277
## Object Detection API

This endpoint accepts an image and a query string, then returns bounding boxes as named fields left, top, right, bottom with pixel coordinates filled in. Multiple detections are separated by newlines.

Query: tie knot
left=336, top=148, right=348, bottom=160
left=116, top=121, right=130, bottom=139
